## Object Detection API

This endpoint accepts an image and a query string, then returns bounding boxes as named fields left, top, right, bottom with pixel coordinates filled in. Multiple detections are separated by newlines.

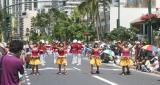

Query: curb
left=130, top=65, right=160, bottom=75
left=103, top=63, right=160, bottom=75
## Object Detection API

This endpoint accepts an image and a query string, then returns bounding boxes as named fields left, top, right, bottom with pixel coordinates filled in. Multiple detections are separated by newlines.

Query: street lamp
left=84, top=32, right=89, bottom=45
left=147, top=0, right=152, bottom=44
left=117, top=0, right=120, bottom=28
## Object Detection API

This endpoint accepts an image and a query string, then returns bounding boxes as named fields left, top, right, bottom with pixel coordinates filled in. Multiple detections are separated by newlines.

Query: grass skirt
left=29, top=57, right=41, bottom=65
left=119, top=57, right=133, bottom=66
left=90, top=56, right=102, bottom=66
left=56, top=56, right=67, bottom=65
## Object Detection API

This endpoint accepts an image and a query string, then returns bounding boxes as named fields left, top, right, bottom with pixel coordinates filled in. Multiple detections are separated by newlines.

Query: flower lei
left=141, top=14, right=158, bottom=21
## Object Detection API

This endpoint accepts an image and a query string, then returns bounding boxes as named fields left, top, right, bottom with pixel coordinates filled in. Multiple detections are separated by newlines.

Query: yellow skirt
left=90, top=56, right=102, bottom=66
left=119, top=57, right=133, bottom=66
left=56, top=56, right=67, bottom=65
left=29, top=57, right=41, bottom=65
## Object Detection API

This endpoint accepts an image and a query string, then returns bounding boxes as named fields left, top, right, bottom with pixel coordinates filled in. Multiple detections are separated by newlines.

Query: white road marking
left=92, top=75, right=118, bottom=85
left=24, top=68, right=31, bottom=85
left=25, top=76, right=29, bottom=78
left=100, top=68, right=121, bottom=71
left=26, top=79, right=30, bottom=81
left=27, top=67, right=75, bottom=71
left=82, top=57, right=89, bottom=60
left=73, top=67, right=81, bottom=71
left=25, top=73, right=27, bottom=76
left=27, top=82, right=31, bottom=85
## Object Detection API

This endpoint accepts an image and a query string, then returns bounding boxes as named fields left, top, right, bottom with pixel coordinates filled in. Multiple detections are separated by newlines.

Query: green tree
left=29, top=32, right=40, bottom=43
left=106, top=27, right=139, bottom=41
left=77, top=0, right=111, bottom=40
left=0, top=10, right=4, bottom=41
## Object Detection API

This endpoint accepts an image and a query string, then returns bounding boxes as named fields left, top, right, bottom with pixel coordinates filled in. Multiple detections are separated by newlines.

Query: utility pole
left=148, top=0, right=152, bottom=44
left=117, top=0, right=120, bottom=28
left=102, top=0, right=108, bottom=32
left=3, top=0, right=8, bottom=42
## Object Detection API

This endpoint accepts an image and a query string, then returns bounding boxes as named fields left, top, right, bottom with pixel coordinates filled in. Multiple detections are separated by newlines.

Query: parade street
left=24, top=55, right=160, bottom=85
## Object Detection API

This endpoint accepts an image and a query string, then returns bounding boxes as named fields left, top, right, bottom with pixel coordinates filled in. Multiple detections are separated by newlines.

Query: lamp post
left=147, top=0, right=152, bottom=44
left=84, top=32, right=89, bottom=45
left=117, top=0, right=120, bottom=28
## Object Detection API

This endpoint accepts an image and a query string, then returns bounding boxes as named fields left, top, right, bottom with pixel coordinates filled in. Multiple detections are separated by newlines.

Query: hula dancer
left=118, top=42, right=133, bottom=75
left=29, top=43, right=41, bottom=75
left=90, top=43, right=102, bottom=74
left=56, top=42, right=67, bottom=75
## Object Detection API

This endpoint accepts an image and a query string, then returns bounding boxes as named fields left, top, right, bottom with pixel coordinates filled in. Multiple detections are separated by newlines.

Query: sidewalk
left=130, top=65, right=160, bottom=75
left=103, top=62, right=160, bottom=75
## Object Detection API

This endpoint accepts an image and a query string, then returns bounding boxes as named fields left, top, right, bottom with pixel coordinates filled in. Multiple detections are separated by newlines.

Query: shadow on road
left=157, top=80, right=160, bottom=81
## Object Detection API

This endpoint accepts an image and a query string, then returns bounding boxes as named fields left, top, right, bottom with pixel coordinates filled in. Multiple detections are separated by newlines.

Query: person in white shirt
left=150, top=56, right=159, bottom=72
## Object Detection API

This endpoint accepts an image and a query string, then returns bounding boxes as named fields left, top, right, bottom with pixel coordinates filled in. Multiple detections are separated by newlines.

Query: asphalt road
left=24, top=54, right=160, bottom=85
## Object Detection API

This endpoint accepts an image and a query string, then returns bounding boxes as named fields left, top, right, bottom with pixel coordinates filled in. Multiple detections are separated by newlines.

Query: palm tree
left=76, top=0, right=100, bottom=40
left=76, top=0, right=111, bottom=40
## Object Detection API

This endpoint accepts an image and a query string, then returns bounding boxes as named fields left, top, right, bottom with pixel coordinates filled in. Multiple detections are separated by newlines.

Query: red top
left=32, top=47, right=39, bottom=57
left=45, top=44, right=51, bottom=50
left=70, top=43, right=78, bottom=54
left=52, top=44, right=58, bottom=52
left=38, top=45, right=46, bottom=54
left=122, top=48, right=130, bottom=58
left=77, top=43, right=83, bottom=54
left=92, top=48, right=101, bottom=57
left=58, top=47, right=65, bottom=56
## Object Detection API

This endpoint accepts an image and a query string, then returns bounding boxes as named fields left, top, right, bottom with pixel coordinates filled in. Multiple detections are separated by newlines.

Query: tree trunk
left=97, top=7, right=102, bottom=41
left=103, top=0, right=108, bottom=32
left=0, top=0, right=2, bottom=9
left=95, top=12, right=100, bottom=41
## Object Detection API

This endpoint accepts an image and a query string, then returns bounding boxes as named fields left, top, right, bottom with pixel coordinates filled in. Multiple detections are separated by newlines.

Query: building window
left=34, top=0, right=38, bottom=9
left=126, top=0, right=156, bottom=8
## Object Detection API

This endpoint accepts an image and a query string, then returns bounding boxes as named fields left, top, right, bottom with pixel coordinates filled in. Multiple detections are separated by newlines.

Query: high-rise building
left=37, top=0, right=66, bottom=13
left=64, top=0, right=84, bottom=16
left=24, top=0, right=38, bottom=11
left=11, top=0, right=38, bottom=16
left=12, top=0, right=24, bottom=16
left=20, top=10, right=38, bottom=41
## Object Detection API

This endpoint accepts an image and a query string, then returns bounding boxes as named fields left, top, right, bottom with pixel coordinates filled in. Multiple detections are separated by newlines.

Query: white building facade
left=21, top=10, right=38, bottom=41
left=2, top=0, right=38, bottom=16
left=110, top=0, right=160, bottom=31
left=37, top=0, right=65, bottom=13
left=64, top=0, right=84, bottom=16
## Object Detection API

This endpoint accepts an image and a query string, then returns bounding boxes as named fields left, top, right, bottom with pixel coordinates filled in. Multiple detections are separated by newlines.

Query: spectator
left=150, top=56, right=159, bottom=72
left=157, top=50, right=160, bottom=71
left=141, top=57, right=151, bottom=72
left=0, top=40, right=24, bottom=85
left=134, top=41, right=141, bottom=64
